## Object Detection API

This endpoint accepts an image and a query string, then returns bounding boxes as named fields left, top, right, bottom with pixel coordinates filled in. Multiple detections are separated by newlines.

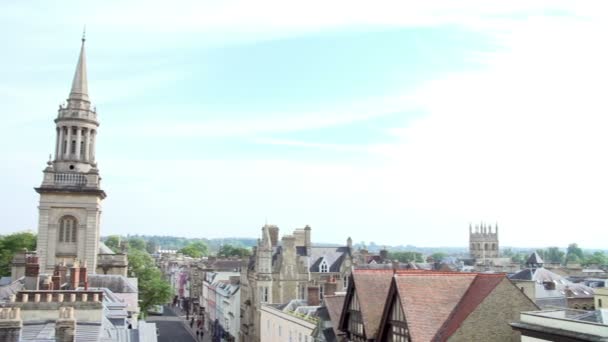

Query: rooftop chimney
left=56, top=307, right=76, bottom=342
left=307, top=286, right=320, bottom=306
left=304, top=225, right=312, bottom=256
left=0, top=308, right=22, bottom=342
left=54, top=261, right=68, bottom=288
left=79, top=260, right=88, bottom=290
left=69, top=262, right=81, bottom=290
left=24, top=256, right=40, bottom=290
left=325, top=277, right=337, bottom=297
left=268, top=226, right=279, bottom=247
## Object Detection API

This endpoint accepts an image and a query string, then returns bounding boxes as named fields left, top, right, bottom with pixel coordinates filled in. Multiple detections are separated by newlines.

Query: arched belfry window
left=58, top=216, right=77, bottom=243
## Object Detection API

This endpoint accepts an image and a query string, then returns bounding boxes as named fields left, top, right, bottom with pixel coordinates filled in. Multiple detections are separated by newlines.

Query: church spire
left=69, top=31, right=89, bottom=102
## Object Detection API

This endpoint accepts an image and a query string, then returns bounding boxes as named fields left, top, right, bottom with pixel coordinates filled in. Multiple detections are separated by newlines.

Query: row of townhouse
left=202, top=271, right=241, bottom=341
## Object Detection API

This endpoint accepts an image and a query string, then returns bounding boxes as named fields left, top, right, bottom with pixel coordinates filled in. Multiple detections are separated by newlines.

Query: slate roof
left=207, top=259, right=242, bottom=271
left=87, top=274, right=138, bottom=293
left=344, top=269, right=393, bottom=339
left=526, top=252, right=544, bottom=266
left=510, top=267, right=565, bottom=282
left=305, top=246, right=350, bottom=272
left=98, top=241, right=115, bottom=254
left=21, top=321, right=103, bottom=341
left=0, top=276, right=24, bottom=300
left=323, top=294, right=346, bottom=337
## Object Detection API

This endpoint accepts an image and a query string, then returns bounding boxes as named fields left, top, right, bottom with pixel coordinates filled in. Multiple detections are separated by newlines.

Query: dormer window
left=320, top=259, right=329, bottom=273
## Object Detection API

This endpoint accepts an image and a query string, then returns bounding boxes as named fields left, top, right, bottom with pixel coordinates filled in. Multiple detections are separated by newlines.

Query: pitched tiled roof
left=393, top=271, right=477, bottom=341
left=324, top=294, right=346, bottom=337
left=351, top=269, right=393, bottom=339
left=434, top=274, right=505, bottom=340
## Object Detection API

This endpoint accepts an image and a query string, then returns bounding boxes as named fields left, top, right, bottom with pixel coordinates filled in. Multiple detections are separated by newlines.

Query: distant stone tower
left=35, top=35, right=106, bottom=274
left=469, top=223, right=499, bottom=259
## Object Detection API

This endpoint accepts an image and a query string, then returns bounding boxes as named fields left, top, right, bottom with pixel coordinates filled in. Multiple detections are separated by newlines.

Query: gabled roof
left=339, top=269, right=393, bottom=339
left=324, top=294, right=346, bottom=337
left=434, top=274, right=505, bottom=340
left=377, top=271, right=508, bottom=342
left=393, top=272, right=477, bottom=341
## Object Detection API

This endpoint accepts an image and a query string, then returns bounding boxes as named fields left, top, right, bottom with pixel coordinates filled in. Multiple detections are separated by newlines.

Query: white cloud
left=363, top=14, right=608, bottom=247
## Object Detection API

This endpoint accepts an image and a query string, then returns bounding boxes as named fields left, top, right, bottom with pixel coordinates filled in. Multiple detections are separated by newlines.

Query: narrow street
left=147, top=305, right=211, bottom=342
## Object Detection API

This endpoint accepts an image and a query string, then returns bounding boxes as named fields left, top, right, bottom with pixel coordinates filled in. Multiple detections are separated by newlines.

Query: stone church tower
left=35, top=35, right=106, bottom=274
left=469, top=222, right=499, bottom=259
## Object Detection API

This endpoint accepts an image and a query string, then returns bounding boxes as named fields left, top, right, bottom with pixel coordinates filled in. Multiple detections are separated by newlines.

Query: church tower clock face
left=34, top=34, right=106, bottom=274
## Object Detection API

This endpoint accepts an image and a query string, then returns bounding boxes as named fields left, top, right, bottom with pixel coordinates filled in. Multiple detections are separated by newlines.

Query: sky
left=1, top=1, right=608, bottom=248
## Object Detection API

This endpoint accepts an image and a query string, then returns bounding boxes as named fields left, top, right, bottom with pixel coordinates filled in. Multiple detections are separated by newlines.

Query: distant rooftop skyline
left=1, top=1, right=608, bottom=248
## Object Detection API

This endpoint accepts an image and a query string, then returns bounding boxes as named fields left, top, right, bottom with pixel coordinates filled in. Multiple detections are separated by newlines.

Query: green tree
left=584, top=251, right=607, bottom=266
left=127, top=249, right=172, bottom=318
left=566, top=243, right=584, bottom=264
left=104, top=235, right=121, bottom=253
left=543, top=247, right=565, bottom=264
left=388, top=251, right=423, bottom=263
left=127, top=237, right=147, bottom=252
left=430, top=252, right=447, bottom=262
left=145, top=241, right=159, bottom=254
left=511, top=252, right=527, bottom=265
left=217, top=244, right=251, bottom=258
left=178, top=241, right=208, bottom=258
left=0, top=232, right=37, bottom=276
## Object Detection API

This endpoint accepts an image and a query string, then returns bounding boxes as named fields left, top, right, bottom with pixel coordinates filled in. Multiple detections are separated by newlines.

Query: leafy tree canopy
left=430, top=252, right=447, bottom=261
left=388, top=251, right=423, bottom=263
left=217, top=244, right=251, bottom=258
left=0, top=232, right=37, bottom=276
left=127, top=237, right=147, bottom=252
left=127, top=249, right=172, bottom=318
left=178, top=241, right=208, bottom=258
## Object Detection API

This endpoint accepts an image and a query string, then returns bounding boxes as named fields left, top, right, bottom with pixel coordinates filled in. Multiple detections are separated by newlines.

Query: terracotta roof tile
left=434, top=274, right=505, bottom=340
left=394, top=272, right=477, bottom=341
left=324, top=294, right=346, bottom=336
left=352, top=269, right=394, bottom=339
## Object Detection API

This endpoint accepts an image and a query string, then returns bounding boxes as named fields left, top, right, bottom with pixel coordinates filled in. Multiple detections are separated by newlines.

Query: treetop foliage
left=0, top=232, right=37, bottom=276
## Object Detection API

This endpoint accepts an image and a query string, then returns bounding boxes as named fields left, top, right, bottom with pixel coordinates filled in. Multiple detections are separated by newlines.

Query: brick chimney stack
left=0, top=308, right=22, bottom=342
left=307, top=286, right=320, bottom=306
left=24, top=256, right=40, bottom=290
left=79, top=260, right=88, bottom=290
left=69, top=261, right=81, bottom=290
left=54, top=261, right=68, bottom=290
left=56, top=307, right=76, bottom=342
left=325, top=277, right=337, bottom=297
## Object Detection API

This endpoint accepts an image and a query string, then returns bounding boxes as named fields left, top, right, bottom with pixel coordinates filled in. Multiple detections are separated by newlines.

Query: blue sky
left=2, top=1, right=608, bottom=248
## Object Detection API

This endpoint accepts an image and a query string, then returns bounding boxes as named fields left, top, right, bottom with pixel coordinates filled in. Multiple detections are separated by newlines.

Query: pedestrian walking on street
left=196, top=329, right=200, bottom=340
left=190, top=317, right=194, bottom=329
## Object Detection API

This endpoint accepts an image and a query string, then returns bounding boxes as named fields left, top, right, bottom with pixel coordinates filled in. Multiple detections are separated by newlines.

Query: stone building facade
left=469, top=223, right=499, bottom=259
left=240, top=224, right=352, bottom=342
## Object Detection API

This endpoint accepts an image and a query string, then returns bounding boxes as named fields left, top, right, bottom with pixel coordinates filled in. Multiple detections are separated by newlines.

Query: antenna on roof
left=82, top=25, right=86, bottom=42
